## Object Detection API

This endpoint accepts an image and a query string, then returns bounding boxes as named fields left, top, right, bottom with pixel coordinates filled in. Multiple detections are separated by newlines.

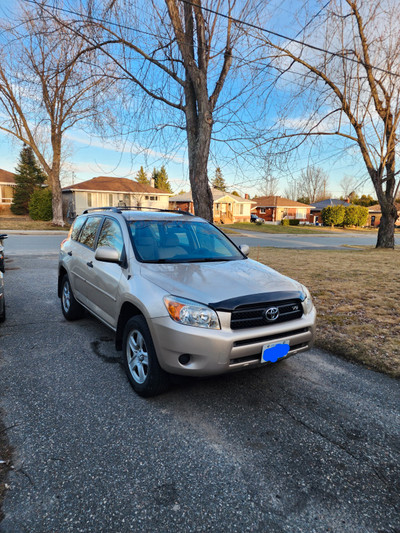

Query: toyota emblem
left=265, top=306, right=280, bottom=322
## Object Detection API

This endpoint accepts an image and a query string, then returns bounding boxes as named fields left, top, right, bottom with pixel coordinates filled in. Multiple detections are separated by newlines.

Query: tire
left=61, top=274, right=84, bottom=320
left=123, top=316, right=169, bottom=397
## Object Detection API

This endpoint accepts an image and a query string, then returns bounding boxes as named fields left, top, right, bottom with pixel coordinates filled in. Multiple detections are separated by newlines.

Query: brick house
left=169, top=189, right=256, bottom=223
left=252, top=196, right=314, bottom=223
left=368, top=203, right=400, bottom=227
left=62, top=176, right=173, bottom=219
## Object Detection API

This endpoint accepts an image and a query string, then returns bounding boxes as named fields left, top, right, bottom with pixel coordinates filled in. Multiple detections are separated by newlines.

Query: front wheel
left=123, top=316, right=169, bottom=397
left=61, top=274, right=84, bottom=320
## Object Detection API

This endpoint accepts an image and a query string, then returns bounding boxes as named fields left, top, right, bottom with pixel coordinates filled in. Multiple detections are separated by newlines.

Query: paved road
left=0, top=253, right=399, bottom=532
left=3, top=229, right=397, bottom=256
left=227, top=229, right=398, bottom=249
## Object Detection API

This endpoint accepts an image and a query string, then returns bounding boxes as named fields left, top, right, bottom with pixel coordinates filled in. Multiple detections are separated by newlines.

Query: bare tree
left=260, top=175, right=280, bottom=197
left=258, top=0, right=400, bottom=248
left=0, top=2, right=111, bottom=225
left=44, top=0, right=268, bottom=222
left=339, top=175, right=357, bottom=199
left=283, top=178, right=299, bottom=201
left=297, top=166, right=330, bottom=203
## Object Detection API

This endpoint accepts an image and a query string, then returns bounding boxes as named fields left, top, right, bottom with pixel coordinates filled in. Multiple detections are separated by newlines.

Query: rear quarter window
left=70, top=217, right=86, bottom=241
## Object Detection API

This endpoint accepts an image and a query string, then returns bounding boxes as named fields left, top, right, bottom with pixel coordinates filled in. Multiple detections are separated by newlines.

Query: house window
left=123, top=194, right=130, bottom=205
left=260, top=208, right=266, bottom=214
left=145, top=196, right=149, bottom=200
left=296, top=208, right=306, bottom=219
left=240, top=204, right=244, bottom=215
left=109, top=194, right=113, bottom=206
left=149, top=196, right=158, bottom=201
left=87, top=192, right=92, bottom=207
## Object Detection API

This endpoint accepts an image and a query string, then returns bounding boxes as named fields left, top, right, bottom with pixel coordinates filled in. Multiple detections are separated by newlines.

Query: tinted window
left=97, top=218, right=124, bottom=259
left=70, top=216, right=86, bottom=241
left=78, top=216, right=102, bottom=249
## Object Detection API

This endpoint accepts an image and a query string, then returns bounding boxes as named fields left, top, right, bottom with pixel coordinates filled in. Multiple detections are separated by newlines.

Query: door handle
left=87, top=261, right=93, bottom=268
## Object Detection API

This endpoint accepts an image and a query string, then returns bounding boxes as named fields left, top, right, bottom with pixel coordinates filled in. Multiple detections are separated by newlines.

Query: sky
left=0, top=0, right=377, bottom=199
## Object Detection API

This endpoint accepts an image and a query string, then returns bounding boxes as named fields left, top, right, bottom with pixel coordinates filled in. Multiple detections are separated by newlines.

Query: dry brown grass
left=0, top=215, right=67, bottom=231
left=250, top=247, right=400, bottom=378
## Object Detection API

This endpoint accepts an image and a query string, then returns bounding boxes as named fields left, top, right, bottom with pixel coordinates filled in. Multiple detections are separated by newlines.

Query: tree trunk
left=376, top=201, right=398, bottom=249
left=50, top=173, right=65, bottom=227
left=186, top=120, right=213, bottom=222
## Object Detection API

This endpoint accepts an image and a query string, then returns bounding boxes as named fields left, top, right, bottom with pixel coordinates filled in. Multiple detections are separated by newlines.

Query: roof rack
left=82, top=206, right=194, bottom=216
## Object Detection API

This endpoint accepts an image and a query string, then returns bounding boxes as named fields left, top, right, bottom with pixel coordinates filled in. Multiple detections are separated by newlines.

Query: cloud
left=65, top=132, right=186, bottom=164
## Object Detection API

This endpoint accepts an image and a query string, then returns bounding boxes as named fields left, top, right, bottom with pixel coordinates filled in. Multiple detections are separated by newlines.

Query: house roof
left=62, top=176, right=171, bottom=195
left=252, top=196, right=313, bottom=209
left=368, top=203, right=400, bottom=213
left=310, top=199, right=349, bottom=210
left=0, top=168, right=16, bottom=184
left=170, top=188, right=255, bottom=204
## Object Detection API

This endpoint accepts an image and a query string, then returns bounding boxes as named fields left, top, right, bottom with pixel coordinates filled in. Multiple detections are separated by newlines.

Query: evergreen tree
left=212, top=167, right=226, bottom=191
left=152, top=165, right=172, bottom=192
left=11, top=145, right=46, bottom=215
left=136, top=166, right=149, bottom=184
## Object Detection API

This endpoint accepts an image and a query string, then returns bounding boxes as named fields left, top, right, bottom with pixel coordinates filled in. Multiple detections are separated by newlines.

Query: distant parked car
left=0, top=234, right=7, bottom=323
left=0, top=234, right=7, bottom=273
left=0, top=270, right=5, bottom=322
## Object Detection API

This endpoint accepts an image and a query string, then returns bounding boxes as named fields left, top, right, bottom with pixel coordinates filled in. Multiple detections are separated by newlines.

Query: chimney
left=245, top=193, right=249, bottom=199
left=150, top=178, right=155, bottom=188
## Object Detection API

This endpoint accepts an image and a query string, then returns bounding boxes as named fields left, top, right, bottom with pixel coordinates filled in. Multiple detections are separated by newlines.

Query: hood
left=140, top=258, right=302, bottom=307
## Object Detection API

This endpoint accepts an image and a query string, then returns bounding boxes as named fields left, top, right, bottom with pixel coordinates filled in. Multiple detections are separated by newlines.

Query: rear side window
left=97, top=218, right=124, bottom=259
left=78, top=217, right=102, bottom=249
left=70, top=216, right=86, bottom=241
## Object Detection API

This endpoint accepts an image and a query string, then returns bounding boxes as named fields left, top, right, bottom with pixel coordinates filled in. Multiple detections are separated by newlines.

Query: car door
left=88, top=217, right=125, bottom=326
left=69, top=215, right=103, bottom=307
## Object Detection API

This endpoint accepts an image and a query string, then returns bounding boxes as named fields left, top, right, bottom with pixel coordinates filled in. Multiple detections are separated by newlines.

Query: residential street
left=0, top=252, right=399, bottom=532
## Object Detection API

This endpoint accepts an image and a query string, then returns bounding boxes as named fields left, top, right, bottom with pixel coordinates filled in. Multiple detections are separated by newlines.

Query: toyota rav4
left=58, top=208, right=316, bottom=396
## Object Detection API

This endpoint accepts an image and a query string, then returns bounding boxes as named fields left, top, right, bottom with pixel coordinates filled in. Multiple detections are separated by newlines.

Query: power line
left=22, top=0, right=400, bottom=79
left=180, top=0, right=400, bottom=78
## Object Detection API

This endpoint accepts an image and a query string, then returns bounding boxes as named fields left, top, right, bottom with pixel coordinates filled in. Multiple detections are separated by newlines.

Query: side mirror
left=239, top=244, right=250, bottom=257
left=95, top=246, right=121, bottom=264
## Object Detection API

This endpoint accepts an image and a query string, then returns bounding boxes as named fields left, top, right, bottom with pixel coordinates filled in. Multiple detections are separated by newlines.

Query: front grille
left=230, top=299, right=303, bottom=330
left=233, top=328, right=309, bottom=347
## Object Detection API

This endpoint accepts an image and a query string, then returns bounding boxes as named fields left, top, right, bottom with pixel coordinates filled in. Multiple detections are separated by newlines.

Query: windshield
left=128, top=220, right=245, bottom=263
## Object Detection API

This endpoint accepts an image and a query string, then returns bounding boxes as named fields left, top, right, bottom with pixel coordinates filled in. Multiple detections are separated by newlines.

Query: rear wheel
left=123, top=316, right=169, bottom=397
left=61, top=274, right=84, bottom=320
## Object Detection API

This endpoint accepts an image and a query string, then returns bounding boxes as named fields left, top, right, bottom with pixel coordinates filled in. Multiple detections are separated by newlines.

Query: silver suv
left=58, top=208, right=316, bottom=396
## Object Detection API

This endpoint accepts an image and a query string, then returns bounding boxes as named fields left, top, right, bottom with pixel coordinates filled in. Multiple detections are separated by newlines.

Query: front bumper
left=149, top=307, right=316, bottom=376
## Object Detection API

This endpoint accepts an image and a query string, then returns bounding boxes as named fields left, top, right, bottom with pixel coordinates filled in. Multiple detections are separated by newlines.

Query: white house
left=0, top=169, right=16, bottom=213
left=62, top=176, right=173, bottom=218
left=169, top=189, right=256, bottom=223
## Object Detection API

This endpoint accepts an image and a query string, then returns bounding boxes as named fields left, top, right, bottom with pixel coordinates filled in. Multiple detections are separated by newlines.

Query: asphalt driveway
left=0, top=253, right=399, bottom=532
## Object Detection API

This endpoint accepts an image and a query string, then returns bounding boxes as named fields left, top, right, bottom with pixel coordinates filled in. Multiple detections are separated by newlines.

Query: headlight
left=163, top=295, right=220, bottom=329
left=300, top=285, right=314, bottom=314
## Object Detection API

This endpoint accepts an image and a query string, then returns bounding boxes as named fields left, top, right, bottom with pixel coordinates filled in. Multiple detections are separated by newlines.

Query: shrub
left=355, top=206, right=369, bottom=227
left=289, top=219, right=300, bottom=226
left=281, top=218, right=290, bottom=226
left=321, top=205, right=345, bottom=227
left=29, top=188, right=52, bottom=221
left=343, top=205, right=369, bottom=227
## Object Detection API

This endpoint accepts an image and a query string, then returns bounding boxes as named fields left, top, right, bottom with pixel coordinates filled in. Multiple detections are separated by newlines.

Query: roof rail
left=82, top=206, right=195, bottom=216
